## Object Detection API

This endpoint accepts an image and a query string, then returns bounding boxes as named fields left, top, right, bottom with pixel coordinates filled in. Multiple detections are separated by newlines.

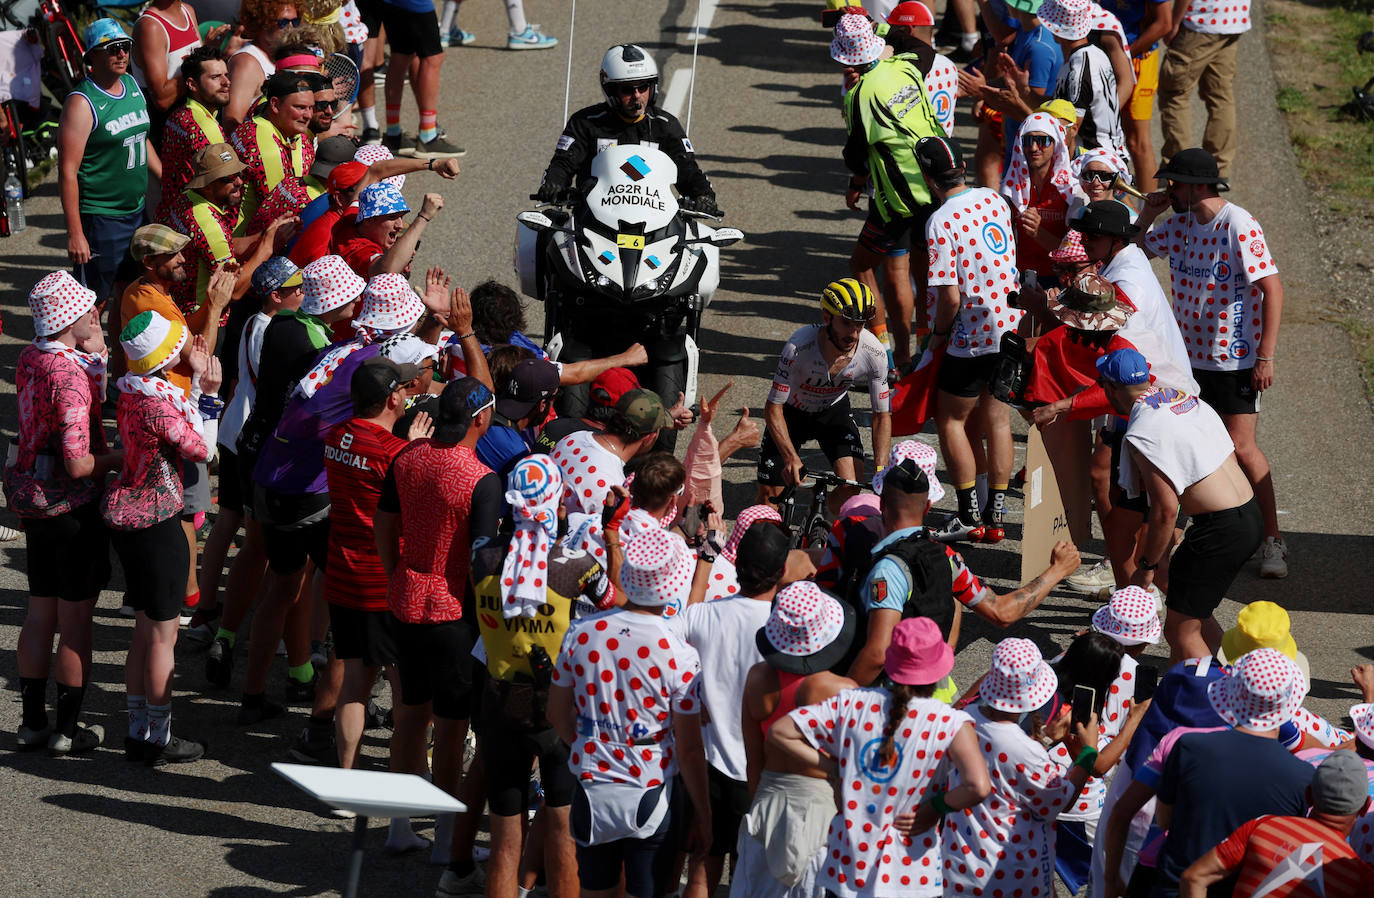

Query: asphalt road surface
left=0, top=0, right=1371, bottom=895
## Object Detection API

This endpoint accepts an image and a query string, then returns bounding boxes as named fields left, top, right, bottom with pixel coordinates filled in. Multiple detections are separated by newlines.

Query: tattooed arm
left=971, top=540, right=1080, bottom=627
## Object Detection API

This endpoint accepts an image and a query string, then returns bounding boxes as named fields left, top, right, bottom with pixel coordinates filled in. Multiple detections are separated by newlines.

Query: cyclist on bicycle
left=757, top=277, right=891, bottom=515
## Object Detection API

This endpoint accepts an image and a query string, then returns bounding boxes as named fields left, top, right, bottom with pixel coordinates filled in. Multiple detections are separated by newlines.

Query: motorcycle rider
left=534, top=43, right=718, bottom=215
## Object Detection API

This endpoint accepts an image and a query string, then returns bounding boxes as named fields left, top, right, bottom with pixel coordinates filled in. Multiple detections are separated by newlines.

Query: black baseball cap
left=915, top=136, right=964, bottom=178
left=433, top=376, right=494, bottom=442
left=496, top=358, right=560, bottom=421
left=351, top=356, right=420, bottom=407
left=734, top=521, right=791, bottom=595
left=311, top=135, right=359, bottom=180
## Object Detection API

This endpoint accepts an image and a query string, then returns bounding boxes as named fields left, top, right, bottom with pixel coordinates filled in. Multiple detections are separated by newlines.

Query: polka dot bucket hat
left=1040, top=0, right=1092, bottom=41
left=28, top=271, right=97, bottom=338
left=1352, top=703, right=1374, bottom=752
left=353, top=143, right=405, bottom=188
left=875, top=440, right=945, bottom=503
left=302, top=255, right=367, bottom=316
left=830, top=14, right=885, bottom=66
left=355, top=273, right=425, bottom=333
left=756, top=581, right=855, bottom=675
left=1091, top=586, right=1162, bottom=646
left=620, top=528, right=695, bottom=615
left=981, top=637, right=1059, bottom=713
left=1207, top=647, right=1307, bottom=733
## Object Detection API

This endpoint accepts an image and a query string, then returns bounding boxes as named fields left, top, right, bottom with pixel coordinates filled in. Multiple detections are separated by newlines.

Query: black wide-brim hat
left=1154, top=148, right=1230, bottom=190
left=1069, top=200, right=1141, bottom=240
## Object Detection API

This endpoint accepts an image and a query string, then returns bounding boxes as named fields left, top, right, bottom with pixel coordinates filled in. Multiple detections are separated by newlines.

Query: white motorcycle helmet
left=599, top=44, right=659, bottom=108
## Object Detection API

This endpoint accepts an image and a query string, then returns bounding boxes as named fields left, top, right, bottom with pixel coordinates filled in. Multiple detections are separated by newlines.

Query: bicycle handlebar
left=797, top=467, right=872, bottom=490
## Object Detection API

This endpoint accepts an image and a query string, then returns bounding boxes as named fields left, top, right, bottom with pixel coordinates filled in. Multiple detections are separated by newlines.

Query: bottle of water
left=3, top=172, right=24, bottom=233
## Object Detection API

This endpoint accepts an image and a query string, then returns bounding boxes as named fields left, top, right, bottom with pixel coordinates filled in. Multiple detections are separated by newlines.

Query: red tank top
left=761, top=669, right=807, bottom=737
left=138, top=5, right=200, bottom=78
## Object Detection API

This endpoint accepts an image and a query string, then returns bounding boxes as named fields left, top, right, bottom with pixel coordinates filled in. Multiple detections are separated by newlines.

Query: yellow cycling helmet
left=820, top=277, right=877, bottom=322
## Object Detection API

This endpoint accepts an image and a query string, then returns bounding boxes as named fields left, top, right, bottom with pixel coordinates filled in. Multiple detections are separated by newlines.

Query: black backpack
left=832, top=528, right=955, bottom=676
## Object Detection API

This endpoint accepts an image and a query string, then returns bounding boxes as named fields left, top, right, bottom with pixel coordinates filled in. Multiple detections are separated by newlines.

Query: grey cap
left=1311, top=750, right=1370, bottom=815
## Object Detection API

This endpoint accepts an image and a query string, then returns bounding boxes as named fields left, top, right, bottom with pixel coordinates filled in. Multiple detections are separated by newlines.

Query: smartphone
left=1071, top=684, right=1096, bottom=728
left=1134, top=665, right=1159, bottom=703
left=1019, top=269, right=1038, bottom=291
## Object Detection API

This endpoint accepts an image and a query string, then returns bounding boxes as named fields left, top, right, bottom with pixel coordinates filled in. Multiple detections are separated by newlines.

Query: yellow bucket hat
left=1218, top=601, right=1307, bottom=679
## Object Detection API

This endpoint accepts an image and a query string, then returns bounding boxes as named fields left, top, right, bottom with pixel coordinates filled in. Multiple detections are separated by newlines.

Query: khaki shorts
left=1128, top=46, right=1162, bottom=120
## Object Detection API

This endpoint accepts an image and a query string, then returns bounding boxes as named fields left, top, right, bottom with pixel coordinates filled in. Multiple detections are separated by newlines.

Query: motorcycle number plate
left=616, top=234, right=645, bottom=250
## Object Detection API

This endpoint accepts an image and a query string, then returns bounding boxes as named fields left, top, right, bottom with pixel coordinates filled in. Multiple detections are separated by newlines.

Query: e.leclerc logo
left=982, top=222, right=1009, bottom=255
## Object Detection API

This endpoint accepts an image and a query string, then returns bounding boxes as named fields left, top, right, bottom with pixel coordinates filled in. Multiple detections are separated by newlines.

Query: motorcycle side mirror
left=517, top=211, right=557, bottom=232
left=687, top=228, right=744, bottom=248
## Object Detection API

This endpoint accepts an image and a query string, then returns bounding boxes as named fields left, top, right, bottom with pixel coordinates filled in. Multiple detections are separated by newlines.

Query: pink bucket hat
left=839, top=493, right=881, bottom=520
left=885, top=617, right=954, bottom=686
left=875, top=440, right=945, bottom=503
left=980, top=638, right=1059, bottom=713
left=355, top=273, right=425, bottom=333
left=1207, top=648, right=1307, bottom=732
left=1040, top=0, right=1092, bottom=41
left=756, top=581, right=856, bottom=676
left=28, top=271, right=97, bottom=338
left=1352, top=703, right=1374, bottom=751
left=830, top=14, right=885, bottom=66
left=1049, top=229, right=1090, bottom=264
left=1092, top=586, right=1162, bottom=646
left=620, top=528, right=695, bottom=615
left=302, top=255, right=367, bottom=316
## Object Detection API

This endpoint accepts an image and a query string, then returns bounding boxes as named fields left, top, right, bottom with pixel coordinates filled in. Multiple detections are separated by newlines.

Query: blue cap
left=1095, top=347, right=1150, bottom=385
left=357, top=182, right=410, bottom=221
left=83, top=18, right=131, bottom=55
left=251, top=256, right=302, bottom=295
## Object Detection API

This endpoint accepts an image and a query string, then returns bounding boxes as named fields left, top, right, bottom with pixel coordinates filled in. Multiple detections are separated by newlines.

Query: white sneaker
left=1260, top=536, right=1288, bottom=579
left=0, top=524, right=22, bottom=541
left=1065, top=560, right=1116, bottom=592
left=436, top=865, right=486, bottom=897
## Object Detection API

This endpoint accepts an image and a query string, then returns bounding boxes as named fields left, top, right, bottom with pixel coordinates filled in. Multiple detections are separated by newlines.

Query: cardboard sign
left=1021, top=422, right=1092, bottom=582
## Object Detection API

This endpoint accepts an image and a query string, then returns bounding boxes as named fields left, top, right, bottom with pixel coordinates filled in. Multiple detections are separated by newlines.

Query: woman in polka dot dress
left=769, top=617, right=990, bottom=897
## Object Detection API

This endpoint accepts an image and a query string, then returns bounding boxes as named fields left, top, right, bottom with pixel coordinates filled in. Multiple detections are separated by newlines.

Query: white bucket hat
left=302, top=255, right=367, bottom=316
left=875, top=440, right=945, bottom=502
left=1207, top=648, right=1307, bottom=732
left=620, top=529, right=695, bottom=616
left=355, top=273, right=425, bottom=333
left=1040, top=0, right=1092, bottom=41
left=830, top=14, right=885, bottom=66
left=981, top=638, right=1059, bottom=713
left=1091, top=586, right=1162, bottom=646
left=28, top=271, right=97, bottom=338
left=1352, top=703, right=1374, bottom=752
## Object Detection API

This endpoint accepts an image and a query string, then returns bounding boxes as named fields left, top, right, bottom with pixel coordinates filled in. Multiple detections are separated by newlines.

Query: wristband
left=1256, top=355, right=1274, bottom=361
left=1073, top=746, right=1099, bottom=771
left=427, top=158, right=434, bottom=170
left=456, top=332, right=476, bottom=341
left=417, top=214, right=432, bottom=222
left=697, top=530, right=724, bottom=564
left=932, top=326, right=950, bottom=337
left=197, top=394, right=225, bottom=420
left=930, top=791, right=953, bottom=816
left=1137, top=557, right=1158, bottom=572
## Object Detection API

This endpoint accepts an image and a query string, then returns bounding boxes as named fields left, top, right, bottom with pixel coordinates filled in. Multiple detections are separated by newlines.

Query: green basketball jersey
left=72, top=74, right=150, bottom=215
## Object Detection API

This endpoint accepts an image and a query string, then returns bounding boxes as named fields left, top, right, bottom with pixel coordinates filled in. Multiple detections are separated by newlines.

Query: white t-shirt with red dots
left=551, top=429, right=626, bottom=515
left=1181, top=0, right=1251, bottom=34
left=1048, top=653, right=1137, bottom=822
left=1143, top=202, right=1277, bottom=371
left=925, top=186, right=1022, bottom=359
left=940, top=704, right=1083, bottom=897
left=553, top=608, right=701, bottom=786
left=790, top=691, right=971, bottom=897
left=925, top=53, right=960, bottom=138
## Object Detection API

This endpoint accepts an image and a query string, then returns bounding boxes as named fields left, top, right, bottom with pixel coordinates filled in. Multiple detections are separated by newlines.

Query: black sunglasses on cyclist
left=1080, top=170, right=1116, bottom=184
left=278, top=16, right=302, bottom=28
left=1021, top=134, right=1055, bottom=149
left=611, top=81, right=654, bottom=97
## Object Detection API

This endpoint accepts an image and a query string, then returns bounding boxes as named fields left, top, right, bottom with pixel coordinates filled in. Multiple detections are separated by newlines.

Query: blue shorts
left=75, top=207, right=144, bottom=307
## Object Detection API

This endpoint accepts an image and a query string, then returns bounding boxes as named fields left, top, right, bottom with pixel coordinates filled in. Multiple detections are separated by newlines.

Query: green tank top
left=72, top=74, right=150, bottom=215
left=844, top=56, right=942, bottom=221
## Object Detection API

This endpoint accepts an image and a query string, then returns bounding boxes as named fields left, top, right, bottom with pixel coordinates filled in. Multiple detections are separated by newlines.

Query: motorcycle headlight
left=634, top=276, right=662, bottom=298
left=593, top=275, right=614, bottom=289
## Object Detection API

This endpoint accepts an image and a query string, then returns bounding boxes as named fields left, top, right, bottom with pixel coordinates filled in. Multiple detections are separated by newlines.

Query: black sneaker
left=48, top=724, right=103, bottom=756
left=124, top=736, right=147, bottom=762
left=287, top=726, right=337, bottom=765
left=382, top=131, right=411, bottom=155
left=145, top=735, right=205, bottom=767
left=236, top=699, right=286, bottom=726
left=206, top=636, right=233, bottom=688
left=365, top=699, right=393, bottom=731
left=361, top=127, right=381, bottom=145
left=284, top=674, right=317, bottom=704
left=411, top=133, right=465, bottom=159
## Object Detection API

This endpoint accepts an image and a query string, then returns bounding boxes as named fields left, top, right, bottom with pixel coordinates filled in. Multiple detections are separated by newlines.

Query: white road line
left=662, top=0, right=721, bottom=119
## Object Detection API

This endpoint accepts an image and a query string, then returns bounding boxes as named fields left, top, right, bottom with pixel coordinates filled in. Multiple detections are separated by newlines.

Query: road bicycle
left=1, top=0, right=85, bottom=97
left=776, top=468, right=871, bottom=551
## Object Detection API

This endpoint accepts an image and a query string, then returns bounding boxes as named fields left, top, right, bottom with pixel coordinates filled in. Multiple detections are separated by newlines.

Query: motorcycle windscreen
left=584, top=145, right=680, bottom=234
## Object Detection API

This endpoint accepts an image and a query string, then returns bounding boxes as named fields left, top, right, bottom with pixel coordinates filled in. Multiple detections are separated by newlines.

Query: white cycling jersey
left=766, top=324, right=891, bottom=414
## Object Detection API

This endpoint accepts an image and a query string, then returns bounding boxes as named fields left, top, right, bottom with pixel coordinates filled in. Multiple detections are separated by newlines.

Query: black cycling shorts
left=111, top=515, right=189, bottom=622
left=937, top=352, right=1000, bottom=399
left=329, top=604, right=398, bottom=666
left=478, top=684, right=574, bottom=816
left=391, top=618, right=476, bottom=720
left=1166, top=497, right=1264, bottom=619
left=858, top=202, right=933, bottom=258
left=1193, top=367, right=1259, bottom=416
left=758, top=399, right=865, bottom=486
left=573, top=782, right=682, bottom=895
left=354, top=0, right=384, bottom=35
left=217, top=448, right=245, bottom=516
left=678, top=765, right=751, bottom=857
left=380, top=4, right=442, bottom=57
left=23, top=501, right=110, bottom=601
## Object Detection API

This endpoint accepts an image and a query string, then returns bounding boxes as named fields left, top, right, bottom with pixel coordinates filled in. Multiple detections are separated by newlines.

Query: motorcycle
left=514, top=144, right=743, bottom=414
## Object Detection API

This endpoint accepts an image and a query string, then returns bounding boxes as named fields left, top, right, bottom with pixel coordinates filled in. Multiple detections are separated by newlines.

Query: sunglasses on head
left=1080, top=170, right=1115, bottom=184
left=1022, top=134, right=1055, bottom=149
left=278, top=16, right=301, bottom=28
